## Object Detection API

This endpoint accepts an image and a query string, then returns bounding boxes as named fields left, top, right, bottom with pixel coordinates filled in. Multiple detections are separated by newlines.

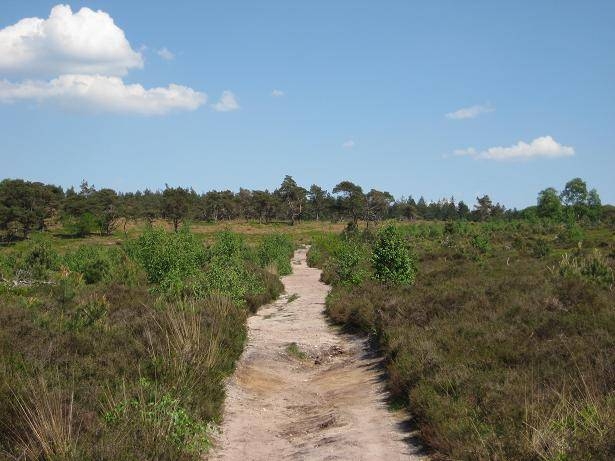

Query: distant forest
left=0, top=175, right=610, bottom=240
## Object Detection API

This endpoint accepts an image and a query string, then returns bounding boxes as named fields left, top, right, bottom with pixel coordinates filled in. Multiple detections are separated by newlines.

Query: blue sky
left=1, top=1, right=614, bottom=208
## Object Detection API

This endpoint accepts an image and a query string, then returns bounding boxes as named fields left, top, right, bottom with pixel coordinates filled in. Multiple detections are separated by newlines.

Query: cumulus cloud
left=0, top=5, right=219, bottom=115
left=157, top=47, right=175, bottom=60
left=271, top=89, right=285, bottom=97
left=0, top=4, right=143, bottom=77
left=342, top=139, right=355, bottom=149
left=0, top=75, right=206, bottom=115
left=212, top=90, right=239, bottom=112
left=453, top=136, right=574, bottom=160
left=446, top=103, right=494, bottom=120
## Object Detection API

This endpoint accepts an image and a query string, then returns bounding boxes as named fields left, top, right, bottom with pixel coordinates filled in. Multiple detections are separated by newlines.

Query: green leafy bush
left=19, top=236, right=60, bottom=279
left=257, top=233, right=294, bottom=275
left=561, top=223, right=585, bottom=245
left=128, top=226, right=207, bottom=285
left=471, top=233, right=491, bottom=254
left=64, top=246, right=112, bottom=284
left=372, top=224, right=417, bottom=285
left=62, top=212, right=98, bottom=237
left=326, top=238, right=369, bottom=286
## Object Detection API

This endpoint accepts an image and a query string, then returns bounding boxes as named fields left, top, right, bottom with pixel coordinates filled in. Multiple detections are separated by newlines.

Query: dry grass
left=11, top=377, right=77, bottom=460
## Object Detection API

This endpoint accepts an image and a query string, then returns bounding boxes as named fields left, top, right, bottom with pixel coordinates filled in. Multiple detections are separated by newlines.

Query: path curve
left=211, top=248, right=425, bottom=461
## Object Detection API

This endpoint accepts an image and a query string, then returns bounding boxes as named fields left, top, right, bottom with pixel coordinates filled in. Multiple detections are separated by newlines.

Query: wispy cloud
left=212, top=90, right=239, bottom=112
left=453, top=136, right=574, bottom=160
left=0, top=75, right=206, bottom=115
left=446, top=103, right=494, bottom=120
left=342, top=139, right=355, bottom=149
left=157, top=47, right=175, bottom=60
left=271, top=89, right=285, bottom=97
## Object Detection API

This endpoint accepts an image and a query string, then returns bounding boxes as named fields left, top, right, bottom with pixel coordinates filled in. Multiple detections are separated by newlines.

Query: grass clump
left=285, top=342, right=308, bottom=360
left=287, top=293, right=300, bottom=303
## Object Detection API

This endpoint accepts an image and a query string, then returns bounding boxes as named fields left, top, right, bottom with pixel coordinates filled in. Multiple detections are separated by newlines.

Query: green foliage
left=471, top=233, right=491, bottom=254
left=257, top=233, right=294, bottom=275
left=63, top=246, right=111, bottom=284
left=128, top=226, right=207, bottom=285
left=531, top=238, right=552, bottom=259
left=327, top=238, right=369, bottom=286
left=561, top=223, right=585, bottom=245
left=17, top=235, right=60, bottom=279
left=208, top=229, right=247, bottom=262
left=104, top=380, right=210, bottom=457
left=306, top=232, right=342, bottom=269
left=372, top=224, right=417, bottom=285
left=285, top=342, right=307, bottom=360
left=0, top=179, right=62, bottom=239
left=537, top=187, right=563, bottom=220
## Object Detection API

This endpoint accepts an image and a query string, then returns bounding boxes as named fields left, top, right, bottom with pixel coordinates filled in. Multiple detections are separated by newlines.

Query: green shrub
left=257, top=233, right=294, bottom=275
left=561, top=223, right=585, bottom=245
left=64, top=246, right=112, bottom=284
left=307, top=233, right=342, bottom=268
left=531, top=238, right=552, bottom=259
left=326, top=238, right=369, bottom=286
left=471, top=233, right=491, bottom=254
left=62, top=212, right=98, bottom=237
left=20, top=236, right=60, bottom=279
left=128, top=226, right=207, bottom=285
left=372, top=224, right=417, bottom=285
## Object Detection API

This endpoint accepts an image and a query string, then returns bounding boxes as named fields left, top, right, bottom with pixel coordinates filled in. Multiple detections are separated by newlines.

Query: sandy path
left=211, top=248, right=425, bottom=461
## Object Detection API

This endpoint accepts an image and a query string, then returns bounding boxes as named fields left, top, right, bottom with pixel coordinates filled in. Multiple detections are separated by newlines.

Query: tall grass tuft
left=11, top=377, right=77, bottom=460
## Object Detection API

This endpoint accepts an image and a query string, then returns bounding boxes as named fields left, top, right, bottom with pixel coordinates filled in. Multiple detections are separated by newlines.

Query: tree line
left=0, top=175, right=608, bottom=239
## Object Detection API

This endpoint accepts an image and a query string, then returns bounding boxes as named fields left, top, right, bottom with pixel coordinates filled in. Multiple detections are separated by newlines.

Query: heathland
left=0, top=175, right=613, bottom=460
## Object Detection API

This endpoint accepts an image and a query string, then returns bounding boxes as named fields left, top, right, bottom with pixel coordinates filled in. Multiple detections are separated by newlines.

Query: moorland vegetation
left=0, top=174, right=613, bottom=460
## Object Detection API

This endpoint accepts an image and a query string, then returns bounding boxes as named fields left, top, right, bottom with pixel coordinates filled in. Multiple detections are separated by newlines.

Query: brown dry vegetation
left=309, top=220, right=615, bottom=460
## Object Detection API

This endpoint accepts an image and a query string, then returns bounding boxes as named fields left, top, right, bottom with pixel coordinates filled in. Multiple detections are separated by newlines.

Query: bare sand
left=211, top=248, right=426, bottom=461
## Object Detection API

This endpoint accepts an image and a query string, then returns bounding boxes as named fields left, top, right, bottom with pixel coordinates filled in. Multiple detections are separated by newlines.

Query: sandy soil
left=211, top=248, right=426, bottom=461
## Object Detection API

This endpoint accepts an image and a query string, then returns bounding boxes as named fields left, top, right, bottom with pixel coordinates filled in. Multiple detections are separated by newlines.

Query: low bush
left=323, top=237, right=369, bottom=286
left=257, top=233, right=294, bottom=275
left=372, top=224, right=417, bottom=285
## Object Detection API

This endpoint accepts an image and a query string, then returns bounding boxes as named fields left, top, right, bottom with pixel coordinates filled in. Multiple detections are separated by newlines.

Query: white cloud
left=446, top=103, right=494, bottom=120
left=0, top=4, right=143, bottom=77
left=157, top=47, right=175, bottom=61
left=342, top=139, right=355, bottom=149
left=271, top=89, right=285, bottom=97
left=0, top=74, right=206, bottom=115
left=212, top=90, right=239, bottom=112
left=453, top=136, right=574, bottom=161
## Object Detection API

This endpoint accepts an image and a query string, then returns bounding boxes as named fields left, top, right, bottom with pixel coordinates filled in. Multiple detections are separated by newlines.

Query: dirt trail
left=211, top=248, right=426, bottom=461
